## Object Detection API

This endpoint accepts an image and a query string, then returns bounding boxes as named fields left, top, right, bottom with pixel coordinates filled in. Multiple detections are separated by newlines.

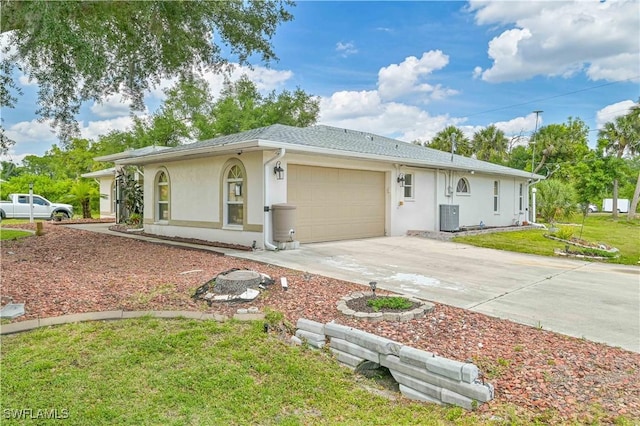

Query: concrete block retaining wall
left=295, top=318, right=494, bottom=410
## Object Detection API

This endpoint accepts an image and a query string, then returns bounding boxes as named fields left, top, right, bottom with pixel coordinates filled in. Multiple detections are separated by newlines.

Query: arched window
left=456, top=178, right=470, bottom=194
left=225, top=164, right=244, bottom=226
left=156, top=171, right=170, bottom=221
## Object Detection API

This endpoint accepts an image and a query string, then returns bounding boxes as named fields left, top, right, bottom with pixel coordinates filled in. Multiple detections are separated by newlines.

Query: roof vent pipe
left=264, top=148, right=286, bottom=250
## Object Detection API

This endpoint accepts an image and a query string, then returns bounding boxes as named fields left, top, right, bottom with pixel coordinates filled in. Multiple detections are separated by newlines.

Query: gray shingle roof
left=121, top=124, right=543, bottom=179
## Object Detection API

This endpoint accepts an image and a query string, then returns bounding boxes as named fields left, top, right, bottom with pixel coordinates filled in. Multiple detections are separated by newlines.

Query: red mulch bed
left=2, top=222, right=639, bottom=424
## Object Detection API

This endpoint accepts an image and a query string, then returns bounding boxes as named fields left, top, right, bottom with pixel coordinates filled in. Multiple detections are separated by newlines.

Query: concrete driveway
left=231, top=236, right=640, bottom=352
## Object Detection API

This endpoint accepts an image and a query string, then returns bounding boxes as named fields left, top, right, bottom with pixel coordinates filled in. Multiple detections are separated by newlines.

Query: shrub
left=537, top=179, right=577, bottom=225
left=128, top=213, right=142, bottom=226
left=553, top=226, right=574, bottom=241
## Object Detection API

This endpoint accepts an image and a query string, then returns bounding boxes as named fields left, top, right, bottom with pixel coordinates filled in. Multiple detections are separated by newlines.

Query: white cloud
left=596, top=100, right=637, bottom=129
left=319, top=90, right=384, bottom=121
left=90, top=93, right=133, bottom=118
left=1, top=32, right=35, bottom=87
left=318, top=90, right=463, bottom=144
left=493, top=113, right=541, bottom=137
left=0, top=31, right=16, bottom=56
left=0, top=150, right=33, bottom=166
left=235, top=66, right=293, bottom=92
left=79, top=116, right=138, bottom=141
left=2, top=119, right=58, bottom=159
left=336, top=41, right=358, bottom=57
left=470, top=0, right=640, bottom=83
left=377, top=50, right=455, bottom=101
left=4, top=119, right=58, bottom=146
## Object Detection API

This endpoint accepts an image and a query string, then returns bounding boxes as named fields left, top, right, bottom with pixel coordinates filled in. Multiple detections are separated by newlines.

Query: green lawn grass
left=453, top=214, right=640, bottom=265
left=0, top=317, right=490, bottom=426
left=0, top=228, right=33, bottom=241
left=0, top=218, right=35, bottom=226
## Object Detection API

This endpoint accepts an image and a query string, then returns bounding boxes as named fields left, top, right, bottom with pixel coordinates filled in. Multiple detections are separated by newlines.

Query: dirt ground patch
left=2, top=222, right=639, bottom=423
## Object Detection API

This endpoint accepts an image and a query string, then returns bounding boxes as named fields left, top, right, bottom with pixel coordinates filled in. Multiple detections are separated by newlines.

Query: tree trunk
left=612, top=179, right=619, bottom=219
left=628, top=172, right=640, bottom=220
left=533, top=153, right=549, bottom=175
left=82, top=198, right=91, bottom=219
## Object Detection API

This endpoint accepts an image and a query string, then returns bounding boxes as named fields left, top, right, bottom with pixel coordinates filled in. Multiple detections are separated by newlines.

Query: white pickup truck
left=0, top=193, right=74, bottom=220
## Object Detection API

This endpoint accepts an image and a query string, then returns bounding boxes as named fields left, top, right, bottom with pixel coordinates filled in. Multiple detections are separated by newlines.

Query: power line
left=464, top=76, right=640, bottom=119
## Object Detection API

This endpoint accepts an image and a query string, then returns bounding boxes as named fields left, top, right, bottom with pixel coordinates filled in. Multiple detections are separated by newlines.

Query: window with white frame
left=403, top=173, right=414, bottom=199
left=519, top=183, right=524, bottom=211
left=493, top=180, right=500, bottom=212
left=225, top=164, right=244, bottom=226
left=156, top=171, right=169, bottom=221
left=456, top=177, right=470, bottom=194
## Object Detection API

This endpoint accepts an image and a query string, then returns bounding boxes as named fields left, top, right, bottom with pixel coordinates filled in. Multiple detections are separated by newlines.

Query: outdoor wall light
left=369, top=281, right=377, bottom=296
left=397, top=173, right=405, bottom=187
left=274, top=161, right=285, bottom=180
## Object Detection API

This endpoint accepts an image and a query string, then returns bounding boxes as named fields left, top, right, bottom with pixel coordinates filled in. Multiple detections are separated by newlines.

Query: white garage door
left=287, top=165, right=385, bottom=243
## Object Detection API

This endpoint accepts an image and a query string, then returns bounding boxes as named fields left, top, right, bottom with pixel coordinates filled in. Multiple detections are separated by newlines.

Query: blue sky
left=2, top=0, right=639, bottom=164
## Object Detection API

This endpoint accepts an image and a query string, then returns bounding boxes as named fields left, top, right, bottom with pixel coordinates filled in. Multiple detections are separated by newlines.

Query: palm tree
left=472, top=125, right=508, bottom=164
left=537, top=179, right=577, bottom=226
left=63, top=180, right=100, bottom=219
left=427, top=126, right=472, bottom=157
left=598, top=112, right=639, bottom=218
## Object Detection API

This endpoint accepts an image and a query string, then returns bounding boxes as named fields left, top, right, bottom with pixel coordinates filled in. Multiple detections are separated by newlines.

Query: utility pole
left=531, top=110, right=543, bottom=175
left=450, top=133, right=456, bottom=162
left=530, top=110, right=542, bottom=223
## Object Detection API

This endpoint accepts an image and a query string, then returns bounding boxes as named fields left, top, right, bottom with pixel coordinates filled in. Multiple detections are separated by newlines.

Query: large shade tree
left=598, top=106, right=640, bottom=218
left=0, top=0, right=294, bottom=152
left=206, top=75, right=319, bottom=138
left=113, top=74, right=319, bottom=149
left=530, top=117, right=590, bottom=178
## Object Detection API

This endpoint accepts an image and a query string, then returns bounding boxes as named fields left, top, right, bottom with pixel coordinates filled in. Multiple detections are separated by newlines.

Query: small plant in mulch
left=345, top=295, right=421, bottom=313
left=127, top=213, right=142, bottom=227
left=367, top=296, right=413, bottom=312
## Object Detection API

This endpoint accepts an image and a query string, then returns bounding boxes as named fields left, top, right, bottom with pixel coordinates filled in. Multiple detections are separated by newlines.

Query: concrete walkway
left=65, top=224, right=640, bottom=352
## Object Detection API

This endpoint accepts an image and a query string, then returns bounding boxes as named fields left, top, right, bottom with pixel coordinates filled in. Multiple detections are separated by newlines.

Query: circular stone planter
left=336, top=292, right=434, bottom=323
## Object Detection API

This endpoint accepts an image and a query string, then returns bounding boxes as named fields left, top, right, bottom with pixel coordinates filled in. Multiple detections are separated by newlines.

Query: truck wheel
left=52, top=211, right=70, bottom=220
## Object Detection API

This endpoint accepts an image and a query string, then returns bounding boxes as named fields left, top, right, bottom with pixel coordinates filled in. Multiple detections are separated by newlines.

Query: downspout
left=529, top=177, right=543, bottom=225
left=263, top=148, right=286, bottom=250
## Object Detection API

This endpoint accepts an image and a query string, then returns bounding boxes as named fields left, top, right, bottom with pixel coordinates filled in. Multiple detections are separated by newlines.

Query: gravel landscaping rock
left=1, top=222, right=639, bottom=423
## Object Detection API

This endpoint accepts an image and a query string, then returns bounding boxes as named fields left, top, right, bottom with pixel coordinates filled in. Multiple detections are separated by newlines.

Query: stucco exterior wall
left=138, top=149, right=530, bottom=247
left=390, top=168, right=437, bottom=235
left=98, top=176, right=115, bottom=218
left=142, top=152, right=266, bottom=248
left=435, top=171, right=528, bottom=229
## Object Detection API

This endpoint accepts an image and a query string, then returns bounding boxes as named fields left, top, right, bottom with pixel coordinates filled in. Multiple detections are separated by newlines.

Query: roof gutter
left=114, top=138, right=544, bottom=180
left=263, top=148, right=286, bottom=250
left=256, top=140, right=544, bottom=180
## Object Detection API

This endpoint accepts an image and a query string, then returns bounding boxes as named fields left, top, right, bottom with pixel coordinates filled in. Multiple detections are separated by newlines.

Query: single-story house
left=95, top=124, right=544, bottom=249
left=82, top=146, right=170, bottom=221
